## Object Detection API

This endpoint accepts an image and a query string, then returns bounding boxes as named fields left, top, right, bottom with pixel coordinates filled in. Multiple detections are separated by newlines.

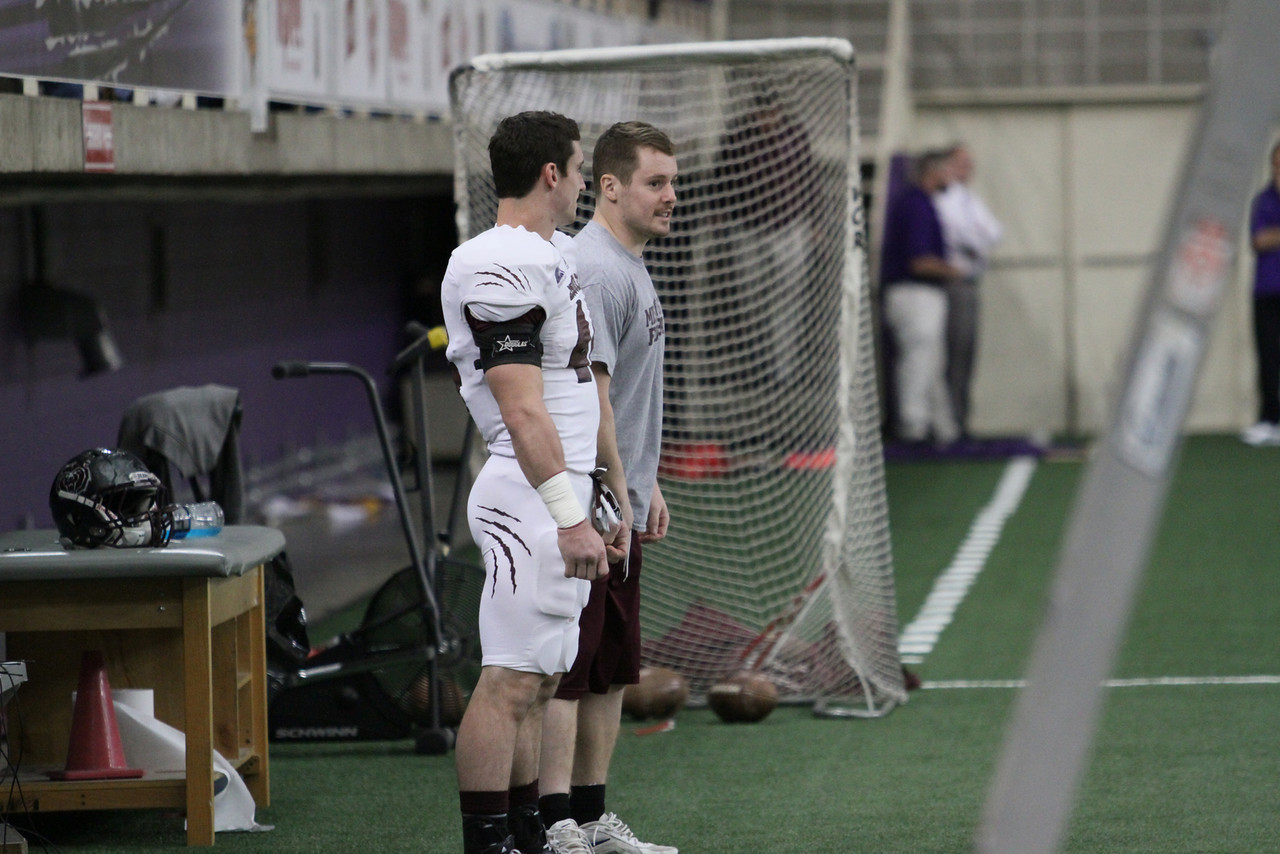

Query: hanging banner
left=426, top=0, right=485, bottom=111
left=261, top=0, right=332, bottom=98
left=0, top=0, right=243, bottom=94
left=386, top=0, right=432, bottom=108
left=486, top=0, right=633, bottom=54
left=334, top=0, right=390, bottom=103
left=0, top=0, right=699, bottom=117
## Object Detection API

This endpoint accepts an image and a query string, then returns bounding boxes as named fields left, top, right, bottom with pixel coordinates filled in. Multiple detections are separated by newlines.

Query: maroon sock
left=509, top=779, right=540, bottom=809
left=460, top=789, right=509, bottom=817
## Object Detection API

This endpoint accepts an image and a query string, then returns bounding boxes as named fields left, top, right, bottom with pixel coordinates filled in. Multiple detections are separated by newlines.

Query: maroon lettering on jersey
left=645, top=297, right=665, bottom=345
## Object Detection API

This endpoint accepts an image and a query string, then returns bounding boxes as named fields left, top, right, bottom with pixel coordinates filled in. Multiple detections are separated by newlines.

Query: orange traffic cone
left=47, top=651, right=143, bottom=781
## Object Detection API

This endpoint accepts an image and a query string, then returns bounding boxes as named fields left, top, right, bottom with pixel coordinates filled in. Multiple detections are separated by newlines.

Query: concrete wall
left=913, top=96, right=1269, bottom=437
left=0, top=93, right=454, bottom=177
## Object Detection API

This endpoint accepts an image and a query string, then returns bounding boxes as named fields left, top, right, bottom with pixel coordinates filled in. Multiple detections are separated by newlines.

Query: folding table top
left=0, top=526, right=285, bottom=581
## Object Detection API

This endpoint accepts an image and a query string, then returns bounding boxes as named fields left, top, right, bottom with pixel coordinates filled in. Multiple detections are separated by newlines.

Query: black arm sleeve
left=465, top=305, right=547, bottom=371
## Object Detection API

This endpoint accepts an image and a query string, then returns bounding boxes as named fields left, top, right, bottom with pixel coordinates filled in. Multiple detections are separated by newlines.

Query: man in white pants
left=880, top=149, right=963, bottom=444
left=443, top=110, right=617, bottom=854
left=936, top=143, right=1003, bottom=438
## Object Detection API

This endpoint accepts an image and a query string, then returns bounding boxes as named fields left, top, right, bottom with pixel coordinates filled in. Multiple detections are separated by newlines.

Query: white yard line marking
left=922, top=675, right=1280, bottom=690
left=899, top=456, right=1038, bottom=665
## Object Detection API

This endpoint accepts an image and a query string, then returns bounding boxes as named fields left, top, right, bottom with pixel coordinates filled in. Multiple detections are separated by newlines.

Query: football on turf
left=707, top=671, right=779, bottom=723
left=622, top=666, right=689, bottom=720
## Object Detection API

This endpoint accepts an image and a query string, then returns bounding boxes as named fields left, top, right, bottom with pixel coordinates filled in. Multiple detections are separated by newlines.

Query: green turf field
left=6, top=435, right=1276, bottom=852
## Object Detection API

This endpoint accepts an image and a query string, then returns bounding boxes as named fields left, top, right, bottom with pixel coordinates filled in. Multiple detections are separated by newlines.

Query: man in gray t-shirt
left=538, top=122, right=679, bottom=854
left=577, top=221, right=664, bottom=530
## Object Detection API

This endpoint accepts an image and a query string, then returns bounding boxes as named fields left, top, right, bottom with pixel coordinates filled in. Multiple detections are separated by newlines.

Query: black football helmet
left=49, top=448, right=169, bottom=548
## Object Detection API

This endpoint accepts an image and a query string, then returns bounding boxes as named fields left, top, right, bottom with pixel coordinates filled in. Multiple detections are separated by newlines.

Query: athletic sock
left=570, top=783, right=606, bottom=826
left=508, top=781, right=546, bottom=853
left=539, top=792, right=572, bottom=826
left=460, top=789, right=509, bottom=817
left=509, top=779, right=540, bottom=810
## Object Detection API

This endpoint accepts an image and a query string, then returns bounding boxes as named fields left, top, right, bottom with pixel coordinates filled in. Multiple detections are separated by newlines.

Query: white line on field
left=921, top=675, right=1280, bottom=690
left=898, top=456, right=1038, bottom=665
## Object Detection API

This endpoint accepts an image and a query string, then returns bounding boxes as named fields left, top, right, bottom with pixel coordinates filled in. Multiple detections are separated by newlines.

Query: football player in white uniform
left=443, top=111, right=618, bottom=854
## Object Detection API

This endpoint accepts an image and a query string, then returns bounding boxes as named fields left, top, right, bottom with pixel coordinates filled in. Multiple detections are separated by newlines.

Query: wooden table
left=0, top=526, right=285, bottom=847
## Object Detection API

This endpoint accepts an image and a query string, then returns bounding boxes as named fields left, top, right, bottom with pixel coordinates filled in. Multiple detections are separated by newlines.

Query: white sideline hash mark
left=921, top=675, right=1280, bottom=690
left=898, top=456, right=1038, bottom=664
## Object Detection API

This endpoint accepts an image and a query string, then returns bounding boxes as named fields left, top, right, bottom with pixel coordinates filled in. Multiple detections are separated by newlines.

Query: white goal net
left=451, top=38, right=906, bottom=716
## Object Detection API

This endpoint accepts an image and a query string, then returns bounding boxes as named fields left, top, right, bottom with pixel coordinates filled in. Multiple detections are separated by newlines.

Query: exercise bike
left=266, top=322, right=483, bottom=756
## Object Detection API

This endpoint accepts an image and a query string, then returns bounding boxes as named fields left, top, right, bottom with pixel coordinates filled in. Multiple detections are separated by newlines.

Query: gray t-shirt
left=576, top=220, right=665, bottom=531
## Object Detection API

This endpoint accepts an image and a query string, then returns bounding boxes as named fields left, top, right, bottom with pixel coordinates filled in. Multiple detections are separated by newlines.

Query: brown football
left=622, top=666, right=689, bottom=720
left=707, top=671, right=779, bottom=723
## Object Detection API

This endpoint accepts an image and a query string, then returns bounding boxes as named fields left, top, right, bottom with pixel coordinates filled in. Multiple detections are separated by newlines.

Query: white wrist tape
left=536, top=471, right=587, bottom=528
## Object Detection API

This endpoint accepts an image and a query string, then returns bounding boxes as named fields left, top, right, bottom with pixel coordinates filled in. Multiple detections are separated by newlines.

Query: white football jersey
left=442, top=225, right=599, bottom=474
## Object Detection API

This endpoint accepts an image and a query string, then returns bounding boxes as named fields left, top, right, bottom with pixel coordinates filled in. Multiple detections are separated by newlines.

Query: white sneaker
left=1240, top=421, right=1280, bottom=446
left=546, top=819, right=592, bottom=854
left=579, top=813, right=678, bottom=854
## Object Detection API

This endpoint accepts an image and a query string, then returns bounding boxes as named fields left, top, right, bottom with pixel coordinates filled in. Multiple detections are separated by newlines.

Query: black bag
left=264, top=550, right=311, bottom=703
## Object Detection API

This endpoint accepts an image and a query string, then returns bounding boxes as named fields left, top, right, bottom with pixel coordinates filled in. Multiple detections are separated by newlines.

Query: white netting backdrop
left=451, top=39, right=906, bottom=716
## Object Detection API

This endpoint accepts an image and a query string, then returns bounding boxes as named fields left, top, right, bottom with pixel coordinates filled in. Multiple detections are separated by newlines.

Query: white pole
left=976, top=3, right=1280, bottom=851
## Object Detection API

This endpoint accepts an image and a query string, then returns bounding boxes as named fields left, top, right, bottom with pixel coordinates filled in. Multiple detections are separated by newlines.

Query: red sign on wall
left=82, top=102, right=115, bottom=173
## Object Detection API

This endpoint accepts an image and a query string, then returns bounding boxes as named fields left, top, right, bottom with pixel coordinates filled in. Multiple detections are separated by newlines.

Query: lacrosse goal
left=451, top=38, right=906, bottom=716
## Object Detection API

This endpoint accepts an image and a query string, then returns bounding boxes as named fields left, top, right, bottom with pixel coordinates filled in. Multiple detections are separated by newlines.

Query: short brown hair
left=592, top=121, right=675, bottom=186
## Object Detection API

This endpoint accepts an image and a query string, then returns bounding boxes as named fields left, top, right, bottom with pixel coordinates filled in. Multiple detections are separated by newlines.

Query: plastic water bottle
left=167, top=501, right=224, bottom=539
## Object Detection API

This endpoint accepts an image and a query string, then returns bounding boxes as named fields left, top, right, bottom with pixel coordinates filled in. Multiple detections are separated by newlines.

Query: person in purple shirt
left=879, top=149, right=964, bottom=444
left=1242, top=141, right=1280, bottom=446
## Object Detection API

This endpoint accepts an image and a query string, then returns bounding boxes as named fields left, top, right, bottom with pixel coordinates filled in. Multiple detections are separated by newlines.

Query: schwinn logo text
left=274, top=725, right=360, bottom=739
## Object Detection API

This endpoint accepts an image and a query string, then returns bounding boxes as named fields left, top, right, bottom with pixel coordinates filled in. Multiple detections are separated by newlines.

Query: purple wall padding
left=1, top=195, right=450, bottom=532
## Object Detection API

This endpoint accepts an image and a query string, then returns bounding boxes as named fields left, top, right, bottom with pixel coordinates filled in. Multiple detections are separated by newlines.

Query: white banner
left=387, top=0, right=432, bottom=107
left=262, top=0, right=682, bottom=115
left=427, top=1, right=486, bottom=113
left=262, top=0, right=332, bottom=98
left=1, top=0, right=698, bottom=118
left=334, top=0, right=390, bottom=103
left=496, top=0, right=637, bottom=53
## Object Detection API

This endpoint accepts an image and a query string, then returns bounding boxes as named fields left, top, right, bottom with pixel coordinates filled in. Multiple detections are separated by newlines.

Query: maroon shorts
left=554, top=534, right=644, bottom=699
